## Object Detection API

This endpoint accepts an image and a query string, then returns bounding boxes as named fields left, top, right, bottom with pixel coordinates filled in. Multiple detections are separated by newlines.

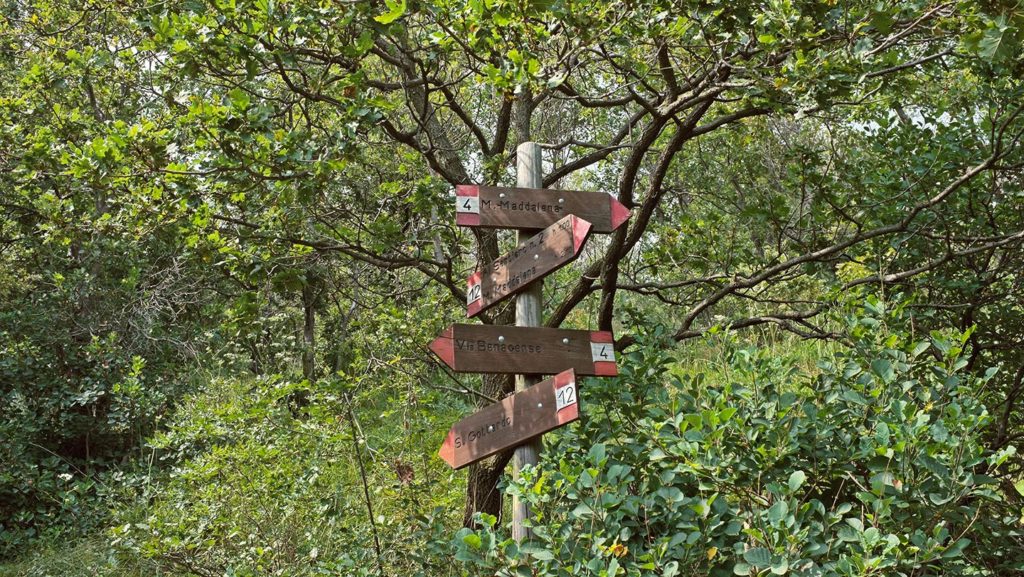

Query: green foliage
left=451, top=302, right=1023, bottom=576
left=0, top=537, right=159, bottom=577
left=0, top=322, right=186, bottom=556
left=0, top=1, right=218, bottom=555
left=2, top=0, right=1024, bottom=572
left=109, top=368, right=464, bottom=576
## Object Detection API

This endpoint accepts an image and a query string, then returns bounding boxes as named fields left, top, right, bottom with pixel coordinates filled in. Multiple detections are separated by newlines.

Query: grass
left=0, top=536, right=165, bottom=577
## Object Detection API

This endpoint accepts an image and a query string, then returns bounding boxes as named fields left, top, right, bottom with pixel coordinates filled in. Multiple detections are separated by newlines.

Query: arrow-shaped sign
left=467, top=214, right=592, bottom=318
left=429, top=324, right=617, bottom=376
left=455, top=185, right=630, bottom=233
left=438, top=369, right=579, bottom=469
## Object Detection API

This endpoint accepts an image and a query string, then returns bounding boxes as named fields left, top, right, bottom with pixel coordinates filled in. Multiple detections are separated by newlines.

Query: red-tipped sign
left=438, top=369, right=579, bottom=469
left=455, top=185, right=630, bottom=233
left=467, top=215, right=592, bottom=318
left=429, top=324, right=617, bottom=376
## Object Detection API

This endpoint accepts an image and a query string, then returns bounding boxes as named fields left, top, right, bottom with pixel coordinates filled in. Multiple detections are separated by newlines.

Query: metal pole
left=512, top=141, right=542, bottom=543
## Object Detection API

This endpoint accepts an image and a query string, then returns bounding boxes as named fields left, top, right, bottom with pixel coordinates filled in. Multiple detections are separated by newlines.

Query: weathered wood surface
left=438, top=369, right=579, bottom=469
left=455, top=185, right=630, bottom=233
left=429, top=324, right=617, bottom=376
left=467, top=214, right=592, bottom=318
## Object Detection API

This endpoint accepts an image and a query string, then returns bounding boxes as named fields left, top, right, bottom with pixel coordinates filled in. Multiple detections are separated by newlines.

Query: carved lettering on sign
left=430, top=325, right=617, bottom=376
left=438, top=369, right=580, bottom=469
left=467, top=215, right=592, bottom=318
left=454, top=185, right=630, bottom=233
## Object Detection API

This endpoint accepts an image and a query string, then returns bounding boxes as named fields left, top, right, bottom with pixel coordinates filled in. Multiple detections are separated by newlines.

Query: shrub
left=110, top=374, right=464, bottom=577
left=452, top=300, right=1023, bottom=576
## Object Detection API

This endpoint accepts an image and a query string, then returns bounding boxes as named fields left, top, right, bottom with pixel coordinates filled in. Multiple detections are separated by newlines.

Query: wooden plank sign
left=429, top=324, right=617, bottom=376
left=455, top=185, right=630, bottom=233
left=467, top=215, right=592, bottom=318
left=438, top=369, right=579, bottom=469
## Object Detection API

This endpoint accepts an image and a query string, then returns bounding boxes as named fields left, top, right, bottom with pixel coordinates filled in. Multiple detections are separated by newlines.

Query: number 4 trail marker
left=456, top=185, right=630, bottom=233
left=429, top=324, right=617, bottom=376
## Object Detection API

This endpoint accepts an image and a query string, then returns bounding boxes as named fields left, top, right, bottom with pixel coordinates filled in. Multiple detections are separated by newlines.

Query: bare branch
left=672, top=143, right=1008, bottom=341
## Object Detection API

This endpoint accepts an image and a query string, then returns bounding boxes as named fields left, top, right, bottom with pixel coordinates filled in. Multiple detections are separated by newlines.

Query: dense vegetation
left=2, top=0, right=1023, bottom=575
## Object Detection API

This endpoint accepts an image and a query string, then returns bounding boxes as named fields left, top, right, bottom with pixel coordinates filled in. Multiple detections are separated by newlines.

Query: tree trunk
left=461, top=95, right=534, bottom=527
left=462, top=439, right=514, bottom=526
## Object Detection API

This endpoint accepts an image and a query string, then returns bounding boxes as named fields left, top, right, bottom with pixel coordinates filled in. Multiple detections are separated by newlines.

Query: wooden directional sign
left=455, top=185, right=630, bottom=233
left=439, top=369, right=579, bottom=469
left=429, top=324, right=617, bottom=376
left=467, top=215, right=592, bottom=318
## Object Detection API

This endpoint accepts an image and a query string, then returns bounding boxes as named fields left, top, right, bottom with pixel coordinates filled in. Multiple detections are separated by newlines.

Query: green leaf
left=374, top=0, right=406, bottom=24
left=871, top=359, right=894, bottom=382
left=770, top=557, right=789, bottom=575
left=228, top=88, right=250, bottom=111
left=744, top=548, right=771, bottom=567
left=788, top=470, right=806, bottom=492
left=768, top=501, right=788, bottom=524
left=462, top=534, right=482, bottom=549
left=870, top=8, right=895, bottom=33
left=842, top=390, right=868, bottom=405
left=531, top=549, right=554, bottom=561
left=941, top=538, right=971, bottom=559
left=978, top=17, right=1013, bottom=63
left=520, top=545, right=554, bottom=560
left=546, top=73, right=567, bottom=89
left=838, top=526, right=859, bottom=542
left=875, top=422, right=890, bottom=446
left=911, top=340, right=930, bottom=357
left=571, top=503, right=594, bottom=519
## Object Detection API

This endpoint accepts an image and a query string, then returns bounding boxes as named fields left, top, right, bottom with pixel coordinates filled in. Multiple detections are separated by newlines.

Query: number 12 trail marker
left=467, top=214, right=592, bottom=318
left=438, top=369, right=579, bottom=469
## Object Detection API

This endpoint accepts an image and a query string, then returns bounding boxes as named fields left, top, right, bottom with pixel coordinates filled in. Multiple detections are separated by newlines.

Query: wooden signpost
left=431, top=142, right=631, bottom=542
left=466, top=214, right=593, bottom=318
left=437, top=369, right=579, bottom=470
left=430, top=324, right=617, bottom=376
left=455, top=185, right=630, bottom=233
